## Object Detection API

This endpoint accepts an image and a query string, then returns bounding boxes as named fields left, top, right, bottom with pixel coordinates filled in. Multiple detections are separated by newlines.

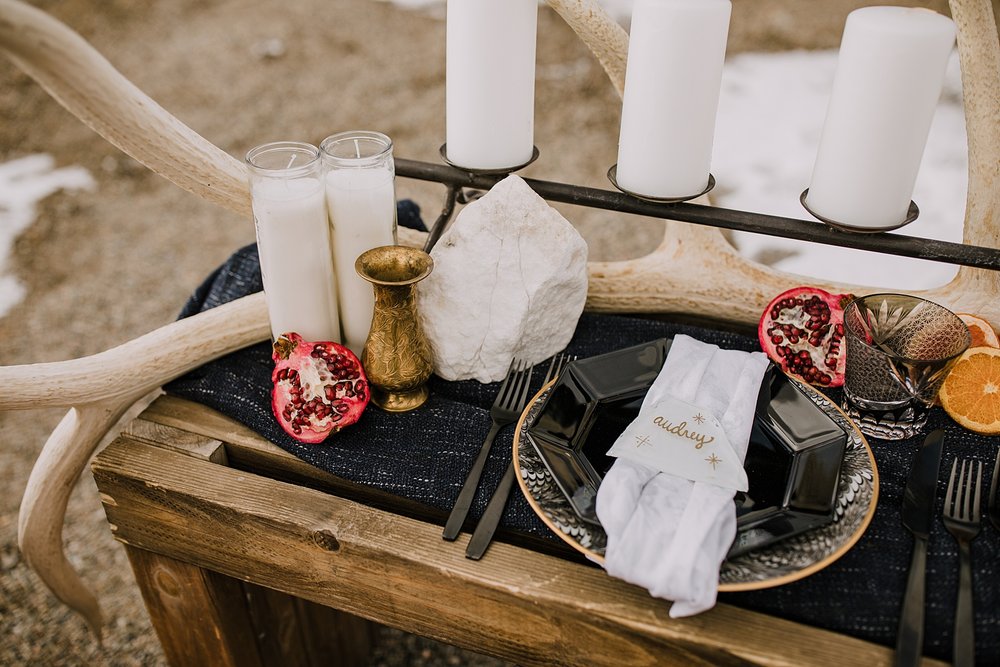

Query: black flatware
left=989, top=449, right=999, bottom=533
left=942, top=458, right=983, bottom=667
left=894, top=429, right=944, bottom=667
left=465, top=353, right=571, bottom=560
left=443, top=359, right=534, bottom=541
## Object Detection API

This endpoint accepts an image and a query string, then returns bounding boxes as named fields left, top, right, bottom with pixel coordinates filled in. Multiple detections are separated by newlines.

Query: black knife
left=894, top=429, right=944, bottom=667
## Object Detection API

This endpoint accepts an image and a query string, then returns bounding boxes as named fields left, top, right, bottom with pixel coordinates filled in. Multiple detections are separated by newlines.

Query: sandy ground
left=0, top=0, right=966, bottom=664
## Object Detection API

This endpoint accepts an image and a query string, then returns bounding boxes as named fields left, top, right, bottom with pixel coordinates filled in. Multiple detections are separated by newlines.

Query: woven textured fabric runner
left=166, top=203, right=998, bottom=663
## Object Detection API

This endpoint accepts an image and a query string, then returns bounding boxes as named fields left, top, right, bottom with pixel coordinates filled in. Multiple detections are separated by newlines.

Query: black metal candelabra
left=402, top=155, right=999, bottom=272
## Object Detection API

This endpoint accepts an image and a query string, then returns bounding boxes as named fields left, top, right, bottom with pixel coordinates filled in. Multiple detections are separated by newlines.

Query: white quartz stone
left=419, top=175, right=589, bottom=382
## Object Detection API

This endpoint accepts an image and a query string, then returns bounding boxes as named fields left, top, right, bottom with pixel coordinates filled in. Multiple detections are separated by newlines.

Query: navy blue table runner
left=166, top=203, right=998, bottom=664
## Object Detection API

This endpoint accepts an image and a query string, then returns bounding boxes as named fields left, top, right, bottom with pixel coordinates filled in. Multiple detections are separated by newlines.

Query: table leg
left=125, top=545, right=376, bottom=666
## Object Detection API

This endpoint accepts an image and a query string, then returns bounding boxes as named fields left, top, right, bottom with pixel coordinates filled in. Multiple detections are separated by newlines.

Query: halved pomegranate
left=271, top=332, right=370, bottom=443
left=758, top=287, right=852, bottom=387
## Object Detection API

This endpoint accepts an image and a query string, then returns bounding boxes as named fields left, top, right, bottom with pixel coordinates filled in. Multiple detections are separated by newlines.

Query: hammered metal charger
left=513, top=379, right=879, bottom=590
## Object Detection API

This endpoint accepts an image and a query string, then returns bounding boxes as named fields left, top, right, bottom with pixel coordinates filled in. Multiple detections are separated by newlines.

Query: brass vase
left=355, top=246, right=434, bottom=412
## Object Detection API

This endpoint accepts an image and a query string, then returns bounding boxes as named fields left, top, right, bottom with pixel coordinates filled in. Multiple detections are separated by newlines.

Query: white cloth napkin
left=595, top=334, right=770, bottom=617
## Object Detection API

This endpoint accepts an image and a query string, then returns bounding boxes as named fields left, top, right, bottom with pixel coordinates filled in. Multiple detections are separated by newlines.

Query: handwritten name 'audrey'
left=651, top=415, right=715, bottom=449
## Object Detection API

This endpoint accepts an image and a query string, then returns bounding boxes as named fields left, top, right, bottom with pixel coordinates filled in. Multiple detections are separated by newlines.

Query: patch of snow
left=0, top=154, right=96, bottom=318
left=374, top=0, right=446, bottom=19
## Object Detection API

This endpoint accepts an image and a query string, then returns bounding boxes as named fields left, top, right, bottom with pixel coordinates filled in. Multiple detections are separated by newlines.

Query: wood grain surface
left=92, top=399, right=947, bottom=667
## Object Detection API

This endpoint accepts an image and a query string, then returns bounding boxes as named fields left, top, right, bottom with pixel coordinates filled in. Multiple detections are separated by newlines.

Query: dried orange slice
left=939, top=346, right=1000, bottom=435
left=957, top=313, right=1000, bottom=348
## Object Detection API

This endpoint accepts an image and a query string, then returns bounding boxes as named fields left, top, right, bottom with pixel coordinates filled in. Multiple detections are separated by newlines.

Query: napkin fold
left=595, top=334, right=770, bottom=617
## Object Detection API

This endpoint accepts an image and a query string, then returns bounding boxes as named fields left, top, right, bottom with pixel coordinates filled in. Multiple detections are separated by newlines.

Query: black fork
left=941, top=458, right=983, bottom=667
left=988, top=449, right=999, bottom=533
left=465, top=353, right=573, bottom=559
left=443, top=358, right=534, bottom=541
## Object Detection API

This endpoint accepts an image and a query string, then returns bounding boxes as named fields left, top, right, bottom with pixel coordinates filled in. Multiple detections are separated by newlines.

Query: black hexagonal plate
left=526, top=339, right=847, bottom=557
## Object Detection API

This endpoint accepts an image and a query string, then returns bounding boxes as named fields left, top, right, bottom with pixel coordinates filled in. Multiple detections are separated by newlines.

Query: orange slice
left=957, top=313, right=1000, bottom=348
left=939, top=346, right=1000, bottom=435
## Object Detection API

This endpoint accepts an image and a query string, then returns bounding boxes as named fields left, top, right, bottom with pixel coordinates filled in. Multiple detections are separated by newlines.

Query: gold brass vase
left=355, top=245, right=434, bottom=412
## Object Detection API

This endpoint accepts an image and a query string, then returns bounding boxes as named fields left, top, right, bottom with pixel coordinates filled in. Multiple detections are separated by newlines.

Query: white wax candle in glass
left=615, top=0, right=732, bottom=199
left=445, top=0, right=537, bottom=171
left=320, top=131, right=397, bottom=353
left=806, top=7, right=956, bottom=230
left=246, top=141, right=341, bottom=343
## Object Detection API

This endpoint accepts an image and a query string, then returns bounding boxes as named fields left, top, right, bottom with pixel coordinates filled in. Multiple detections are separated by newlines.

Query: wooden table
left=91, top=394, right=945, bottom=667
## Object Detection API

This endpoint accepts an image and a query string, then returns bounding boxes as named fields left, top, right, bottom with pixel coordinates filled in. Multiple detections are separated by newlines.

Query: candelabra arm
left=423, top=184, right=461, bottom=252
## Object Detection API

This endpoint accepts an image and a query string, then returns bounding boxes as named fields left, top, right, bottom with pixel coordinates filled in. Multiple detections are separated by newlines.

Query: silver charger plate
left=513, top=379, right=879, bottom=591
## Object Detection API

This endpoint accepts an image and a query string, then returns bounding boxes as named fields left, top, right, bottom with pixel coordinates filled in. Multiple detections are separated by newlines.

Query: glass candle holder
left=320, top=131, right=397, bottom=353
left=842, top=293, right=969, bottom=439
left=246, top=141, right=341, bottom=343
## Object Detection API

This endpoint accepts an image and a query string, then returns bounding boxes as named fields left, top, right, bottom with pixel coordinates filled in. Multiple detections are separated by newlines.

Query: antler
left=544, top=0, right=791, bottom=319
left=550, top=0, right=1000, bottom=325
left=545, top=0, right=629, bottom=98
left=0, top=0, right=429, bottom=247
left=932, top=0, right=1000, bottom=315
left=0, top=0, right=249, bottom=216
left=3, top=292, right=269, bottom=635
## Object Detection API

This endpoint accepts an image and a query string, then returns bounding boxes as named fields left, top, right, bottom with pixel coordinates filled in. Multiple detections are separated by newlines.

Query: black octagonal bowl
left=525, top=338, right=847, bottom=558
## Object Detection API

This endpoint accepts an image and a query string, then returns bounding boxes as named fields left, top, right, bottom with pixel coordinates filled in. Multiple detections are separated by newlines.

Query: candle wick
left=354, top=139, right=361, bottom=159
left=281, top=154, right=297, bottom=191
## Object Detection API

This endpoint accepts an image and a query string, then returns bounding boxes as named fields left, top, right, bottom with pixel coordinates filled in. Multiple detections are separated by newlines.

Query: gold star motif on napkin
left=705, top=453, right=722, bottom=470
left=692, top=413, right=706, bottom=424
left=634, top=434, right=652, bottom=449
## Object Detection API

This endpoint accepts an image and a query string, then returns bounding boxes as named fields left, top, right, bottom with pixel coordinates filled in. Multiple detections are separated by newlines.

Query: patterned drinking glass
left=842, top=293, right=969, bottom=440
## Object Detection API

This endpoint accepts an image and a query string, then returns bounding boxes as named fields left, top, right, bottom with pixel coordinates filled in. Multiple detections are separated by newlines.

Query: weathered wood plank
left=93, top=434, right=927, bottom=667
left=125, top=545, right=263, bottom=667
left=124, top=417, right=227, bottom=464
left=127, top=542, right=377, bottom=667
left=141, top=395, right=581, bottom=560
left=290, top=596, right=379, bottom=667
left=240, top=580, right=377, bottom=667
left=141, top=394, right=268, bottom=452
left=241, top=583, right=312, bottom=667
left=139, top=396, right=449, bottom=520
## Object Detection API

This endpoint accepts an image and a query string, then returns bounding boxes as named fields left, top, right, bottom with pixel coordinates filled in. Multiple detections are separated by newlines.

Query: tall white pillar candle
left=321, top=131, right=397, bottom=353
left=615, top=0, right=732, bottom=199
left=246, top=142, right=341, bottom=343
left=806, top=7, right=955, bottom=229
left=446, top=0, right=537, bottom=170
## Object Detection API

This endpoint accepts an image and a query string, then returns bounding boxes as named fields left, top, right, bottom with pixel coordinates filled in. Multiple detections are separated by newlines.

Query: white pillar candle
left=246, top=142, right=341, bottom=343
left=615, top=0, right=732, bottom=199
left=446, top=0, right=537, bottom=171
left=806, top=7, right=955, bottom=230
left=321, top=131, right=397, bottom=353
